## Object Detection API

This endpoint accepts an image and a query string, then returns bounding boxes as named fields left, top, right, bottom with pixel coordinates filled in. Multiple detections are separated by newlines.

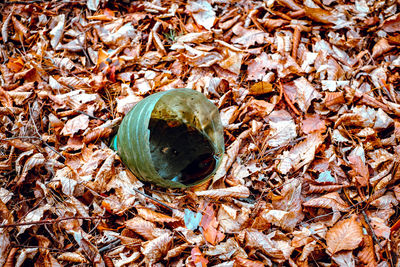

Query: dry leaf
left=187, top=0, right=216, bottom=30
left=303, top=192, right=350, bottom=212
left=326, top=215, right=363, bottom=255
left=234, top=256, right=264, bottom=267
left=348, top=153, right=369, bottom=187
left=125, top=217, right=157, bottom=240
left=61, top=114, right=90, bottom=136
left=200, top=204, right=225, bottom=245
left=249, top=81, right=273, bottom=95
left=6, top=57, right=24, bottom=73
left=381, top=13, right=400, bottom=33
left=358, top=235, right=377, bottom=267
left=191, top=246, right=208, bottom=267
left=136, top=206, right=180, bottom=223
left=301, top=114, right=326, bottom=134
left=277, top=132, right=324, bottom=174
left=195, top=185, right=250, bottom=198
left=141, top=233, right=173, bottom=264
left=57, top=252, right=88, bottom=263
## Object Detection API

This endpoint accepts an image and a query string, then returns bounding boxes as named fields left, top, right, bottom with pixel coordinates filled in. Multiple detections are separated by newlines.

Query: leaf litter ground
left=0, top=0, right=400, bottom=266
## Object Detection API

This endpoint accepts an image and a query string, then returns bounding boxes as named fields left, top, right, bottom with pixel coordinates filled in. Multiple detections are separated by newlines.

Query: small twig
left=279, top=80, right=301, bottom=116
left=1, top=136, right=40, bottom=141
left=362, top=210, right=383, bottom=250
left=302, top=201, right=365, bottom=224
left=128, top=187, right=175, bottom=211
left=258, top=136, right=306, bottom=162
left=0, top=216, right=108, bottom=228
left=283, top=90, right=301, bottom=116
left=98, top=239, right=121, bottom=253
left=1, top=0, right=46, bottom=4
left=1, top=0, right=85, bottom=4
left=76, top=110, right=107, bottom=122
left=13, top=244, right=64, bottom=252
left=291, top=26, right=301, bottom=60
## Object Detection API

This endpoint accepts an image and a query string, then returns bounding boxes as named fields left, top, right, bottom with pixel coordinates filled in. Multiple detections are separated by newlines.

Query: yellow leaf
left=249, top=81, right=273, bottom=95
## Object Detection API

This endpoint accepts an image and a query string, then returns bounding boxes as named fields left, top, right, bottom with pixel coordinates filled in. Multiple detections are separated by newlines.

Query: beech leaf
left=326, top=215, right=363, bottom=255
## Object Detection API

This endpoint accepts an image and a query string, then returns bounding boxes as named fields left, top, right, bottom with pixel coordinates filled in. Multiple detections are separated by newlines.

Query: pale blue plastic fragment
left=316, top=170, right=336, bottom=183
left=184, top=208, right=202, bottom=230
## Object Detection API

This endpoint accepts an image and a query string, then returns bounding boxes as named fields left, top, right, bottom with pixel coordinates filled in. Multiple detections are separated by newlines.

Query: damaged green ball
left=112, top=88, right=224, bottom=188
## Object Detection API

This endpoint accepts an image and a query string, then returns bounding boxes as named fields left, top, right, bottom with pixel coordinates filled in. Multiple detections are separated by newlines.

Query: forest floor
left=0, top=0, right=400, bottom=266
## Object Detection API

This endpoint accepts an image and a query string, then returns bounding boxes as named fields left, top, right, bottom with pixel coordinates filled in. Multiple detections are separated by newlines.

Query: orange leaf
left=191, top=247, right=208, bottom=267
left=200, top=204, right=225, bottom=245
left=7, top=57, right=24, bottom=73
left=249, top=81, right=273, bottom=95
left=326, top=215, right=363, bottom=255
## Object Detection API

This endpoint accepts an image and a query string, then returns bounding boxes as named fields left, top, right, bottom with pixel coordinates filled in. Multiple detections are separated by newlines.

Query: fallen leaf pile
left=0, top=0, right=399, bottom=266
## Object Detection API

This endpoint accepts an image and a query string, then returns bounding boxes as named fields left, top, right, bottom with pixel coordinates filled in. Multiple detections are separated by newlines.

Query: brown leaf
left=282, top=77, right=322, bottom=113
left=17, top=153, right=46, bottom=186
left=372, top=38, right=394, bottom=58
left=326, top=215, right=363, bottom=255
left=12, top=16, right=29, bottom=39
left=58, top=252, right=88, bottom=263
left=323, top=91, right=345, bottom=108
left=358, top=235, right=377, bottom=267
left=245, top=230, right=289, bottom=260
left=234, top=256, right=264, bottom=267
left=277, top=132, right=324, bottom=175
left=348, top=154, right=369, bottom=187
left=381, top=13, right=400, bottom=33
left=301, top=114, right=326, bottom=134
left=303, top=192, right=350, bottom=212
left=125, top=217, right=157, bottom=240
left=136, top=206, right=180, bottom=223
left=186, top=0, right=216, bottom=30
left=164, top=243, right=189, bottom=260
left=195, top=185, right=250, bottom=198
left=7, top=91, right=33, bottom=106
left=5, top=139, right=36, bottom=151
left=141, top=233, right=173, bottom=264
left=61, top=114, right=90, bottom=137
left=303, top=6, right=337, bottom=25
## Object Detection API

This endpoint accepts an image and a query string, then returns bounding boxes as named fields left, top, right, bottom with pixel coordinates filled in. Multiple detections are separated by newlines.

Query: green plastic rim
left=114, top=88, right=224, bottom=188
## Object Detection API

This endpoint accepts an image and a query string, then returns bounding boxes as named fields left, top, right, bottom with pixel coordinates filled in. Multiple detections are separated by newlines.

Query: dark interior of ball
left=149, top=118, right=216, bottom=185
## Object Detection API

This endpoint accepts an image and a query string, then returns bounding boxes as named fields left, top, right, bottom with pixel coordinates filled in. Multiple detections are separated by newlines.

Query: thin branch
left=1, top=0, right=46, bottom=4
left=76, top=109, right=107, bottom=122
left=0, top=216, right=108, bottom=228
left=98, top=239, right=122, bottom=253
left=1, top=136, right=40, bottom=141
left=362, top=210, right=383, bottom=250
left=128, top=187, right=176, bottom=211
left=1, top=0, right=85, bottom=4
left=13, top=245, right=65, bottom=252
left=302, top=201, right=365, bottom=224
